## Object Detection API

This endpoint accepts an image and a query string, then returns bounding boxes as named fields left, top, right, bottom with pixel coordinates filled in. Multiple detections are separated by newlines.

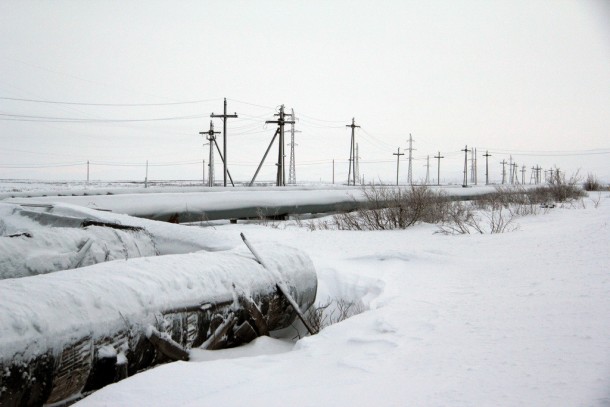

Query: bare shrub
left=538, top=171, right=586, bottom=203
left=306, top=298, right=365, bottom=334
left=583, top=173, right=603, bottom=191
left=332, top=184, right=448, bottom=231
left=437, top=201, right=517, bottom=235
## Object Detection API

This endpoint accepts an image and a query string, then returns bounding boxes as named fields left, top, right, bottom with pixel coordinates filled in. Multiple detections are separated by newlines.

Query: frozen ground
left=72, top=191, right=610, bottom=407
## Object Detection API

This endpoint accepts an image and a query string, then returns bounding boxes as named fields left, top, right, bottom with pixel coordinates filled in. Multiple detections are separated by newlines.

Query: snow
left=72, top=192, right=610, bottom=407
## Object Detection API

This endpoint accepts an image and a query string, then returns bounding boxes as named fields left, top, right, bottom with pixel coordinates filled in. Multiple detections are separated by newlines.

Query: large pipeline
left=0, top=243, right=317, bottom=406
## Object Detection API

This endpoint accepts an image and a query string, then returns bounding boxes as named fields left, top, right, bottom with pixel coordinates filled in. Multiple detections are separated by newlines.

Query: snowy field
left=67, top=191, right=610, bottom=407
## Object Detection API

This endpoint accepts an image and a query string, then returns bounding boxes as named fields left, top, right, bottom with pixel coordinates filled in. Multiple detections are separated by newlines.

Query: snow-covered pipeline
left=0, top=242, right=317, bottom=406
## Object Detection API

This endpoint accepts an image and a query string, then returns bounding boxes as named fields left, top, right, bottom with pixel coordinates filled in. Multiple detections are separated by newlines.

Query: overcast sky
left=1, top=0, right=609, bottom=184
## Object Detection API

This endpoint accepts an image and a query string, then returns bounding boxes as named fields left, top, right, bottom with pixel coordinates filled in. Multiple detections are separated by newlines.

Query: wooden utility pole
left=424, top=155, right=430, bottom=184
left=461, top=145, right=470, bottom=187
left=393, top=147, right=404, bottom=186
left=434, top=151, right=444, bottom=186
left=253, top=105, right=294, bottom=187
left=406, top=134, right=415, bottom=184
left=521, top=165, right=527, bottom=184
left=500, top=159, right=507, bottom=184
left=483, top=151, right=492, bottom=185
left=346, top=118, right=360, bottom=186
left=86, top=160, right=90, bottom=184
left=200, top=121, right=220, bottom=187
left=210, top=98, right=238, bottom=187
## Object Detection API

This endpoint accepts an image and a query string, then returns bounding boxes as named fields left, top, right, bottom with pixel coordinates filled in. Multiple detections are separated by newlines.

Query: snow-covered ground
left=72, top=191, right=610, bottom=407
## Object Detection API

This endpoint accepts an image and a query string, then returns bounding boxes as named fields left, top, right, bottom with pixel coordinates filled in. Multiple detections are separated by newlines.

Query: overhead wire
left=0, top=96, right=222, bottom=106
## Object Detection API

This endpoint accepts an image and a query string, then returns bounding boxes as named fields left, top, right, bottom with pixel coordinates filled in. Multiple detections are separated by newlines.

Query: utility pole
left=86, top=160, right=90, bottom=184
left=200, top=120, right=220, bottom=187
left=346, top=118, right=360, bottom=186
left=332, top=159, right=335, bottom=184
left=393, top=147, right=404, bottom=186
left=483, top=151, right=492, bottom=185
left=406, top=134, right=415, bottom=184
left=210, top=98, right=238, bottom=187
left=145, top=160, right=148, bottom=188
left=500, top=159, right=507, bottom=184
left=251, top=105, right=294, bottom=187
left=521, top=165, right=527, bottom=184
left=461, top=145, right=470, bottom=187
left=434, top=151, right=444, bottom=186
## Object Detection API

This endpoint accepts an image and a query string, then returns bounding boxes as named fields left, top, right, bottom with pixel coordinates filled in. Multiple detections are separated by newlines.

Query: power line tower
left=483, top=151, right=492, bottom=185
left=406, top=134, right=415, bottom=184
left=346, top=118, right=360, bottom=186
left=210, top=98, right=238, bottom=187
left=530, top=166, right=536, bottom=184
left=393, top=147, right=404, bottom=186
left=199, top=120, right=220, bottom=187
left=424, top=155, right=430, bottom=184
left=535, top=165, right=542, bottom=184
left=286, top=108, right=299, bottom=185
left=500, top=159, right=507, bottom=184
left=461, top=145, right=471, bottom=187
left=510, top=163, right=519, bottom=184
left=434, top=151, right=444, bottom=186
left=355, top=143, right=361, bottom=185
left=470, top=147, right=476, bottom=184
left=474, top=148, right=479, bottom=185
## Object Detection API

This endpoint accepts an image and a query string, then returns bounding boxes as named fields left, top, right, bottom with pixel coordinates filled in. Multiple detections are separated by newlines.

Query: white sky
left=1, top=0, right=609, bottom=184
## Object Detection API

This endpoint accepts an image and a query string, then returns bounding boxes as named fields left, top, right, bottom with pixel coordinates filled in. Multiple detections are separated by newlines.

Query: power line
left=0, top=96, right=222, bottom=106
left=0, top=112, right=207, bottom=123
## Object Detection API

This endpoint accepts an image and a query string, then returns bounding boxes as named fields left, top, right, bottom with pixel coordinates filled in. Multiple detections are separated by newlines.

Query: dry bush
left=537, top=172, right=586, bottom=203
left=583, top=173, right=603, bottom=191
left=306, top=298, right=365, bottom=334
left=332, top=184, right=448, bottom=231
left=437, top=201, right=517, bottom=235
